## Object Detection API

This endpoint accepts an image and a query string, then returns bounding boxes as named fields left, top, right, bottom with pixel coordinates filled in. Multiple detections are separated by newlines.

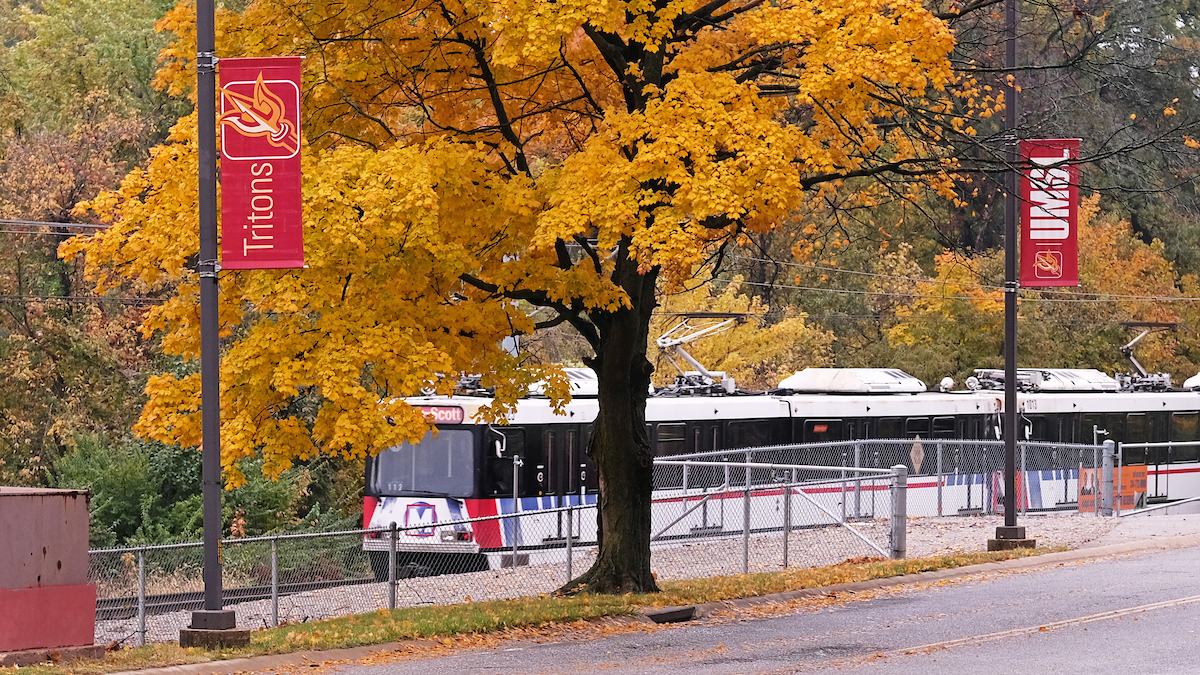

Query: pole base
left=179, top=627, right=251, bottom=649
left=181, top=609, right=248, bottom=649
left=994, top=525, right=1026, bottom=540
left=987, top=538, right=1036, bottom=551
left=189, top=609, right=236, bottom=630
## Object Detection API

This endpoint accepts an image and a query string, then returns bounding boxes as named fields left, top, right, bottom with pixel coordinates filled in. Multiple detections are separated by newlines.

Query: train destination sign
left=219, top=56, right=305, bottom=269
left=1019, top=138, right=1080, bottom=287
left=420, top=406, right=466, bottom=424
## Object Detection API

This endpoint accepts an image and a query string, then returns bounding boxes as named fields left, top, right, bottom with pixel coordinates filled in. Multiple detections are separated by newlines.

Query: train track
left=95, top=576, right=378, bottom=621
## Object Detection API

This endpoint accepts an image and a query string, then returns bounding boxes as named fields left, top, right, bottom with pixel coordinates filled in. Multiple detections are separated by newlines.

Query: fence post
left=682, top=464, right=690, bottom=520
left=1101, top=440, right=1115, bottom=517
left=270, top=537, right=279, bottom=627
left=890, top=465, right=907, bottom=559
left=840, top=450, right=847, bottom=523
left=936, top=442, right=943, bottom=517
left=782, top=473, right=792, bottom=569
left=566, top=486, right=578, bottom=585
left=137, top=548, right=146, bottom=647
left=743, top=461, right=751, bottom=574
left=388, top=521, right=397, bottom=610
left=854, top=441, right=862, bottom=519
left=1116, top=443, right=1124, bottom=516
left=1020, top=442, right=1027, bottom=516
left=512, top=455, right=523, bottom=568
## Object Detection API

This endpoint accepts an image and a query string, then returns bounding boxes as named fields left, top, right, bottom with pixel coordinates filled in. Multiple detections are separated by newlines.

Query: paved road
left=333, top=542, right=1200, bottom=674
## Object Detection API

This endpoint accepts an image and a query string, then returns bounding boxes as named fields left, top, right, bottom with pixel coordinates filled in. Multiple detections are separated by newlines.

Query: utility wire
left=728, top=256, right=1200, bottom=303
left=0, top=294, right=161, bottom=305
left=0, top=219, right=106, bottom=229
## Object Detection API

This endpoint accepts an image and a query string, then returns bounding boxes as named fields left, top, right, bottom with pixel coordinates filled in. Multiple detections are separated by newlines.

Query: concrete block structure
left=0, top=487, right=100, bottom=663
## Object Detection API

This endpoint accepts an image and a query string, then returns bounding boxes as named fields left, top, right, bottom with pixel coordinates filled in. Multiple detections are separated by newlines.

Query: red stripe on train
left=465, top=498, right=503, bottom=548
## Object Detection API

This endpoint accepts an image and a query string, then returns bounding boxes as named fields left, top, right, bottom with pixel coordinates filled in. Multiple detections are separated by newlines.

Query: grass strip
left=18, top=546, right=1055, bottom=675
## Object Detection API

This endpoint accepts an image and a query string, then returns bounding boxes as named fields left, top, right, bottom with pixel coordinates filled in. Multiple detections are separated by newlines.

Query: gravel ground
left=93, top=512, right=1145, bottom=645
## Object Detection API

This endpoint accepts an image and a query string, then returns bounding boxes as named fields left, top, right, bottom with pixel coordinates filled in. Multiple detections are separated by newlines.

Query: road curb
left=105, top=532, right=1200, bottom=675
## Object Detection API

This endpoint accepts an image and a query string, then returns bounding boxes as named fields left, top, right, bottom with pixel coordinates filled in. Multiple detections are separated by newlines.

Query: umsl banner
left=1020, top=138, right=1080, bottom=287
left=219, top=56, right=304, bottom=269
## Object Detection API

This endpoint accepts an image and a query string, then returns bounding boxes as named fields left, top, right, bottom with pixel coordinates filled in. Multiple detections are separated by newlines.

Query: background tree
left=887, top=195, right=1197, bottom=386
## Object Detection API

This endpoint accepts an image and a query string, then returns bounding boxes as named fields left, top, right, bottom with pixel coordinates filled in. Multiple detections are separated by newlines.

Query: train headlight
left=439, top=529, right=473, bottom=542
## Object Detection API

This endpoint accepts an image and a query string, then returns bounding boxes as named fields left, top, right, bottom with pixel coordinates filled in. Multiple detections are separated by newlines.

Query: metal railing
left=1115, top=440, right=1200, bottom=516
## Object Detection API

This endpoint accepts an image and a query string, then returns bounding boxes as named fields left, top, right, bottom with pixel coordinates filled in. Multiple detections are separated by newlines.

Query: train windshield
left=373, top=429, right=475, bottom=497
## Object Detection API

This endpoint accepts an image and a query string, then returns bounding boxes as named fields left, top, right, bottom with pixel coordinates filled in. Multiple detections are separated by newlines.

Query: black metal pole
left=190, top=0, right=236, bottom=633
left=1002, top=0, right=1019, bottom=532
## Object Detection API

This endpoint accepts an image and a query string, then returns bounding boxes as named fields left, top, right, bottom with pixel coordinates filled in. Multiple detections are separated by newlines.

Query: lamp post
left=990, top=0, right=1035, bottom=551
left=179, top=0, right=250, bottom=647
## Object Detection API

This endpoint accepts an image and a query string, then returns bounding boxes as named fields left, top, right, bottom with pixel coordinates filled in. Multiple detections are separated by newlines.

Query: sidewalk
left=1084, top=511, right=1200, bottom=546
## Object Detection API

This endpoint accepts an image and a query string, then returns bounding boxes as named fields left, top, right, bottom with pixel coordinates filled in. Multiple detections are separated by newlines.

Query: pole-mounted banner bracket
left=1004, top=281, right=1019, bottom=293
left=198, top=259, right=222, bottom=278
left=197, top=51, right=218, bottom=74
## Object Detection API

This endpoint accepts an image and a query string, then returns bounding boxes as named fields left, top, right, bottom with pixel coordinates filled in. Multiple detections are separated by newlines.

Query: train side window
left=877, top=418, right=902, bottom=439
left=1024, top=415, right=1051, bottom=441
left=1124, top=414, right=1147, bottom=464
left=933, top=416, right=955, bottom=439
left=727, top=420, right=775, bottom=448
left=905, top=418, right=930, bottom=438
left=1082, top=414, right=1104, bottom=444
left=656, top=423, right=687, bottom=456
left=1126, top=414, right=1147, bottom=443
left=804, top=420, right=843, bottom=443
left=1173, top=413, right=1200, bottom=462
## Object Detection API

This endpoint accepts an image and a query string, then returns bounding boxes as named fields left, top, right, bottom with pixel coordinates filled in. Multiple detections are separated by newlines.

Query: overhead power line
left=711, top=275, right=1200, bottom=304
left=728, top=256, right=1200, bottom=303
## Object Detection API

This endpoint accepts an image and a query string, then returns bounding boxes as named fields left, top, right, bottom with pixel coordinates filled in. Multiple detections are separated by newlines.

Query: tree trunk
left=559, top=254, right=660, bottom=595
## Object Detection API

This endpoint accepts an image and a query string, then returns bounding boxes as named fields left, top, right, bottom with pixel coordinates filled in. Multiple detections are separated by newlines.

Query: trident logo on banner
left=220, top=73, right=299, bottom=156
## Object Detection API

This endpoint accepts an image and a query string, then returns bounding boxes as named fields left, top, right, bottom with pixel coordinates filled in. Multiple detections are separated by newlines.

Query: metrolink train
left=362, top=367, right=1200, bottom=576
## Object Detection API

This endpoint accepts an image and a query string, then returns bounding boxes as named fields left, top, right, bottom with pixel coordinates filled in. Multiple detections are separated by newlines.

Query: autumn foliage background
left=0, top=0, right=1196, bottom=549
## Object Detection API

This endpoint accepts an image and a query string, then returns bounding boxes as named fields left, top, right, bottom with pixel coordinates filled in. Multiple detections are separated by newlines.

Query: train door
left=1129, top=412, right=1171, bottom=501
left=1169, top=412, right=1200, bottom=502
left=545, top=425, right=584, bottom=540
left=485, top=427, right=527, bottom=497
left=546, top=425, right=586, bottom=498
left=690, top=420, right=723, bottom=530
left=580, top=425, right=598, bottom=493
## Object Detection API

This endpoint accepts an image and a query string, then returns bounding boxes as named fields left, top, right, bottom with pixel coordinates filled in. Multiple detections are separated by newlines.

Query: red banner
left=1020, top=139, right=1080, bottom=287
left=219, top=57, right=304, bottom=269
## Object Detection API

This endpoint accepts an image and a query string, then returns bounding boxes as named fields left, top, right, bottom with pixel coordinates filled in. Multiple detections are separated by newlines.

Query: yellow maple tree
left=64, top=0, right=981, bottom=592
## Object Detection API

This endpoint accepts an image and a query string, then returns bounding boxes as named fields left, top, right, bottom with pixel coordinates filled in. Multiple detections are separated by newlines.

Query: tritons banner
left=219, top=56, right=304, bottom=269
left=1020, top=138, right=1080, bottom=287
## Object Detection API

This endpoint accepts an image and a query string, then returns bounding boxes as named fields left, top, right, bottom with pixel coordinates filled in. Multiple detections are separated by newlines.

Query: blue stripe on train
left=1027, top=470, right=1042, bottom=509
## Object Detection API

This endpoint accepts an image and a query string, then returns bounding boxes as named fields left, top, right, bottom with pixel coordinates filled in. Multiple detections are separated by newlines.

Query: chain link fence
left=90, top=456, right=905, bottom=645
